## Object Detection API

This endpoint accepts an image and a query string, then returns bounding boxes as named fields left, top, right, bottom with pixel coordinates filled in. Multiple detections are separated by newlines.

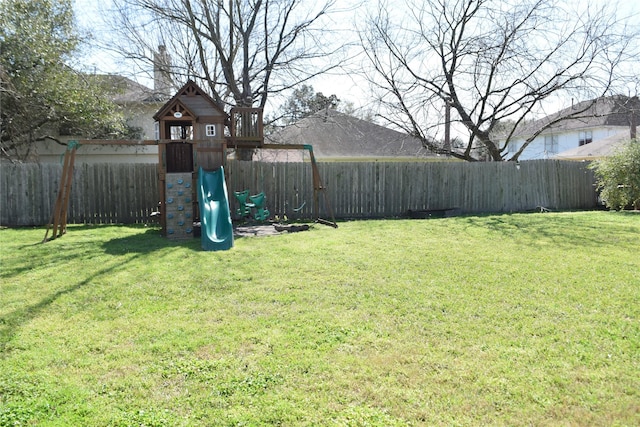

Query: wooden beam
left=79, top=139, right=230, bottom=146
left=78, top=139, right=158, bottom=146
left=261, top=143, right=310, bottom=150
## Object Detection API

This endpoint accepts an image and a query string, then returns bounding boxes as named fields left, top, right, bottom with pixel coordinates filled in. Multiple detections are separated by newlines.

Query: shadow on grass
left=0, top=225, right=202, bottom=356
left=461, top=211, right=638, bottom=248
left=0, top=253, right=144, bottom=357
left=1, top=233, right=106, bottom=281
left=101, top=225, right=201, bottom=255
left=3, top=226, right=201, bottom=281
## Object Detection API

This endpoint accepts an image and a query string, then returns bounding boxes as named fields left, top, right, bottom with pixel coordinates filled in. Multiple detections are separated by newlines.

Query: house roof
left=511, top=95, right=639, bottom=139
left=554, top=130, right=633, bottom=160
left=153, top=80, right=227, bottom=121
left=93, top=74, right=164, bottom=104
left=260, top=109, right=438, bottom=161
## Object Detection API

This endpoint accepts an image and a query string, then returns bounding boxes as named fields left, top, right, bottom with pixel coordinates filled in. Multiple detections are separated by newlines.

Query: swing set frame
left=43, top=81, right=336, bottom=242
left=43, top=140, right=336, bottom=242
left=250, top=142, right=336, bottom=227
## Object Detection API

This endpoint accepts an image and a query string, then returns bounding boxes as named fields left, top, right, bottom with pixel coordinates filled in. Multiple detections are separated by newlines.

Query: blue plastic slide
left=197, top=166, right=234, bottom=251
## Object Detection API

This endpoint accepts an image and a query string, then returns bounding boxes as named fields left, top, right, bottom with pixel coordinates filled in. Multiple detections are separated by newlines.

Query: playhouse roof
left=153, top=80, right=227, bottom=122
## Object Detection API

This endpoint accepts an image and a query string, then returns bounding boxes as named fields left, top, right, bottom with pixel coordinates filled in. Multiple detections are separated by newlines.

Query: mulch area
left=233, top=223, right=310, bottom=238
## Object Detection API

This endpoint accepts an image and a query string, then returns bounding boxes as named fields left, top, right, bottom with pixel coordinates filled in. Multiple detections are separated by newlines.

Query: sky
left=73, top=0, right=640, bottom=125
left=72, top=0, right=368, bottom=111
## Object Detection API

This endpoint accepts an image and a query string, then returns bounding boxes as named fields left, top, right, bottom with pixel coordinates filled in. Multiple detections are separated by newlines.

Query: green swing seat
left=234, top=190, right=252, bottom=217
left=234, top=190, right=270, bottom=221
left=249, top=192, right=270, bottom=221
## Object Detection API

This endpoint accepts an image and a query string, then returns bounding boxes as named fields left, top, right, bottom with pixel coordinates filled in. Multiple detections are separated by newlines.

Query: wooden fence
left=1, top=162, right=159, bottom=226
left=0, top=159, right=597, bottom=226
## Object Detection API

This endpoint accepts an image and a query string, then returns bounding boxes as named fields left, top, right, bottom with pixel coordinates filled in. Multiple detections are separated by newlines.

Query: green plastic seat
left=249, top=192, right=270, bottom=221
left=234, top=190, right=252, bottom=217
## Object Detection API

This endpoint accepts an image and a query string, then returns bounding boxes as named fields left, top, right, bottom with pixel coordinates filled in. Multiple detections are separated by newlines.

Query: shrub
left=590, top=140, right=640, bottom=210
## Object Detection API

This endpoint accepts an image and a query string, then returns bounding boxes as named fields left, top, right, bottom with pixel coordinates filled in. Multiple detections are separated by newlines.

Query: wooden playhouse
left=153, top=80, right=263, bottom=240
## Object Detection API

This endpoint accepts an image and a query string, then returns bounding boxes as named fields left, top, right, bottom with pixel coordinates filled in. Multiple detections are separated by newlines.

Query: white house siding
left=507, top=126, right=629, bottom=160
left=36, top=138, right=159, bottom=164
left=125, top=102, right=163, bottom=141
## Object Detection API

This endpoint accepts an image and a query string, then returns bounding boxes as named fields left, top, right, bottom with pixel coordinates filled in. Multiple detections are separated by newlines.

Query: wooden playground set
left=44, top=80, right=336, bottom=250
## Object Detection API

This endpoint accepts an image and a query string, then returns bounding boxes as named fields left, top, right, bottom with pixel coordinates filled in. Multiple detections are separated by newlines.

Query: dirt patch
left=233, top=223, right=310, bottom=238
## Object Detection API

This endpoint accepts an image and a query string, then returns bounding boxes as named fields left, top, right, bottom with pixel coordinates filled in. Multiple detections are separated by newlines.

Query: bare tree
left=104, top=0, right=351, bottom=158
left=107, top=0, right=350, bottom=106
left=360, top=0, right=639, bottom=161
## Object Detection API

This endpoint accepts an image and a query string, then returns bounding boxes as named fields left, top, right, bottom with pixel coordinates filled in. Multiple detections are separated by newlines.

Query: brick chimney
left=153, top=45, right=172, bottom=100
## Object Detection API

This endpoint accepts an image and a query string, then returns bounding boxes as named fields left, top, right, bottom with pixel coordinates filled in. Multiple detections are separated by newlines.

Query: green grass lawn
left=1, top=212, right=639, bottom=426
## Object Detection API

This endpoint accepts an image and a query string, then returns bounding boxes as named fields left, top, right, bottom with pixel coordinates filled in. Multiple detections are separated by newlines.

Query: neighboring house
left=502, top=95, right=638, bottom=160
left=37, top=46, right=174, bottom=163
left=257, top=109, right=443, bottom=161
left=554, top=130, right=632, bottom=160
left=36, top=75, right=165, bottom=163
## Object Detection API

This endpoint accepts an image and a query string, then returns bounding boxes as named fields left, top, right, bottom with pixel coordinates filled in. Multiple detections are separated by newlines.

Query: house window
left=508, top=141, right=521, bottom=154
left=205, top=124, right=216, bottom=137
left=579, top=131, right=592, bottom=146
left=544, top=135, right=558, bottom=155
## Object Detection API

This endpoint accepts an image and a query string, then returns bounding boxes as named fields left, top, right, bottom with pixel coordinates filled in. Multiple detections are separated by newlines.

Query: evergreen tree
left=282, top=85, right=340, bottom=125
left=591, top=141, right=640, bottom=210
left=0, top=0, right=126, bottom=161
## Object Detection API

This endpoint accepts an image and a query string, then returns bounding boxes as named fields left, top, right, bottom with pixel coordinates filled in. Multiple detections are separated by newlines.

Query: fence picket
left=0, top=160, right=598, bottom=226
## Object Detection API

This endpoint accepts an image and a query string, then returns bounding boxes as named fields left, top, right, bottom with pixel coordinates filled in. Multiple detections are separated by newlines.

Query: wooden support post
left=57, top=145, right=77, bottom=236
left=259, top=143, right=337, bottom=227
left=306, top=145, right=337, bottom=228
left=44, top=141, right=78, bottom=241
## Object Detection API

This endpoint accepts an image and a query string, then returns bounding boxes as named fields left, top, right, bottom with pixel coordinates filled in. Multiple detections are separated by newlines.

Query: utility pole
left=444, top=98, right=451, bottom=153
left=630, top=96, right=637, bottom=140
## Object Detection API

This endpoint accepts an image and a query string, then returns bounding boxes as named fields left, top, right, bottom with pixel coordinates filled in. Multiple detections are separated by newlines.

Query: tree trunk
left=235, top=147, right=255, bottom=161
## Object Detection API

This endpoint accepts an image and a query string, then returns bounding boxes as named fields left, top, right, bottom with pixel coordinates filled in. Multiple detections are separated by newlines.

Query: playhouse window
left=154, top=122, right=160, bottom=140
left=170, top=124, right=193, bottom=140
left=206, top=124, right=216, bottom=137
